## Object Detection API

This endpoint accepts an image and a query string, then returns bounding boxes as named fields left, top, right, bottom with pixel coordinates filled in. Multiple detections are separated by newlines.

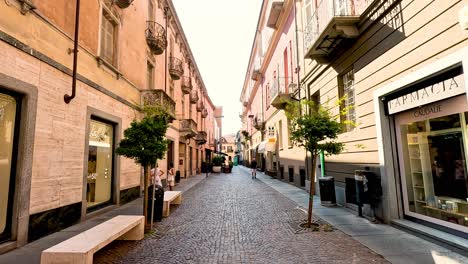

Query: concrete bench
left=163, top=191, right=182, bottom=217
left=41, top=215, right=144, bottom=264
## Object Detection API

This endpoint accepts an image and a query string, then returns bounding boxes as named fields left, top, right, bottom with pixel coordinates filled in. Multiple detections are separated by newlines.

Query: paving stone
left=94, top=168, right=388, bottom=264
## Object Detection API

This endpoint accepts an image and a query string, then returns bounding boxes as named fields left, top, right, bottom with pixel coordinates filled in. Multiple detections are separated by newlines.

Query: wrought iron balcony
left=181, top=76, right=192, bottom=94
left=179, top=118, right=197, bottom=139
left=251, top=56, right=263, bottom=81
left=266, top=1, right=285, bottom=29
left=304, top=0, right=364, bottom=62
left=146, top=21, right=167, bottom=55
left=115, top=0, right=133, bottom=8
left=196, top=100, right=204, bottom=112
left=202, top=108, right=208, bottom=118
left=270, top=77, right=297, bottom=109
left=195, top=131, right=207, bottom=145
left=141, top=89, right=176, bottom=120
left=169, top=56, right=184, bottom=80
left=253, top=114, right=265, bottom=130
left=190, top=90, right=198, bottom=104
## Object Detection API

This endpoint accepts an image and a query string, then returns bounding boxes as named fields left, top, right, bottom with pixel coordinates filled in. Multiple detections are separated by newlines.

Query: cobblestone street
left=95, top=167, right=387, bottom=264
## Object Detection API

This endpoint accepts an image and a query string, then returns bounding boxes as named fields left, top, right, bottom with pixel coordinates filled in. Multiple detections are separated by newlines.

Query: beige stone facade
left=0, top=0, right=218, bottom=252
left=241, top=0, right=468, bottom=236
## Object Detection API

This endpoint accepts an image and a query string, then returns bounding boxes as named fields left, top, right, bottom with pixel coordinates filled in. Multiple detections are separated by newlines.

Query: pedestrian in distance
left=251, top=159, right=257, bottom=179
left=167, top=162, right=175, bottom=191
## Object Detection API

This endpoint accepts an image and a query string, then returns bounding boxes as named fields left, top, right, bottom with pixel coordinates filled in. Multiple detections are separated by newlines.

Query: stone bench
left=41, top=215, right=144, bottom=264
left=163, top=191, right=182, bottom=217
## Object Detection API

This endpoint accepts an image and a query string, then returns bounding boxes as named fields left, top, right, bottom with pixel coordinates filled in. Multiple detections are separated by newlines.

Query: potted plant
left=212, top=156, right=224, bottom=173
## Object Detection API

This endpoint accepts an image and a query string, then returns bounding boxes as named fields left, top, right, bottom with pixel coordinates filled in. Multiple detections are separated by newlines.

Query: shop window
left=0, top=92, right=19, bottom=242
left=339, top=69, right=356, bottom=132
left=399, top=112, right=468, bottom=228
left=87, top=119, right=114, bottom=211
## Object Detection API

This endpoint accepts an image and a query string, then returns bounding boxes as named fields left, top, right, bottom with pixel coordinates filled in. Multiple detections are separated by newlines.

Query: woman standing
left=167, top=163, right=175, bottom=191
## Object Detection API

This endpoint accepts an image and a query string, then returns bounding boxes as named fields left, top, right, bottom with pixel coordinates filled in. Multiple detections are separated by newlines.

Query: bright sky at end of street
left=172, top=0, right=263, bottom=135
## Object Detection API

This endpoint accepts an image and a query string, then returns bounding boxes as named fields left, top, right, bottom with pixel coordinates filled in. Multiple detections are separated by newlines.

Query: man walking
left=251, top=159, right=257, bottom=179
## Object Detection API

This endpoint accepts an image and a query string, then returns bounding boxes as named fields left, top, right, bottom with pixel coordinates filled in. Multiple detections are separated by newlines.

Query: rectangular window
left=287, top=118, right=292, bottom=147
left=310, top=90, right=320, bottom=113
left=147, top=61, right=154, bottom=89
left=0, top=91, right=19, bottom=242
left=100, top=12, right=117, bottom=65
left=148, top=0, right=154, bottom=21
left=339, top=69, right=356, bottom=132
left=279, top=120, right=283, bottom=149
left=283, top=48, right=289, bottom=92
left=399, top=111, right=468, bottom=229
left=87, top=119, right=114, bottom=211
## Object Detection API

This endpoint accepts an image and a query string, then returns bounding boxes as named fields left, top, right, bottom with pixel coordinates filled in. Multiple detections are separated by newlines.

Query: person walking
left=251, top=159, right=258, bottom=179
left=167, top=163, right=175, bottom=191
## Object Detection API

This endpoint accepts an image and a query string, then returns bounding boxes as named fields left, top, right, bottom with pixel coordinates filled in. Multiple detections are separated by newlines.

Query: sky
left=172, top=0, right=263, bottom=136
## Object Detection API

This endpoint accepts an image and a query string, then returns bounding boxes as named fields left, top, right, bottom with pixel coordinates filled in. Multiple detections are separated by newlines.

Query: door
left=189, top=147, right=193, bottom=176
left=0, top=91, right=20, bottom=243
left=87, top=119, right=114, bottom=211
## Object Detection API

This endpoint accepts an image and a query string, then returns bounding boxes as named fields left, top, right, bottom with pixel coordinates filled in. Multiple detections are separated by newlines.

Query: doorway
left=86, top=118, right=115, bottom=212
left=189, top=147, right=193, bottom=176
left=0, top=91, right=20, bottom=243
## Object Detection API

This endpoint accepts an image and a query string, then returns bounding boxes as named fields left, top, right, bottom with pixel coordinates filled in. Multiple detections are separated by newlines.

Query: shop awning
left=258, top=140, right=276, bottom=154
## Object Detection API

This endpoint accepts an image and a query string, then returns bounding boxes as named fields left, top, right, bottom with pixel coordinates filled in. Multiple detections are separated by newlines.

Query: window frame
left=338, top=68, right=356, bottom=133
left=99, top=5, right=120, bottom=68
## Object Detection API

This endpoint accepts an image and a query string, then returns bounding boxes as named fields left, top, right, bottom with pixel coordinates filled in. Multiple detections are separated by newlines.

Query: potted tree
left=212, top=155, right=224, bottom=173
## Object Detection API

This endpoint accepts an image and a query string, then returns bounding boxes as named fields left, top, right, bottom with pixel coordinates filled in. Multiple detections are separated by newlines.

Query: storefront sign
left=387, top=74, right=465, bottom=114
left=413, top=104, right=442, bottom=118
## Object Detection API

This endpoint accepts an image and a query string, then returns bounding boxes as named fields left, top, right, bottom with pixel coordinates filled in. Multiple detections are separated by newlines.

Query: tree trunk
left=307, top=153, right=317, bottom=228
left=143, top=165, right=150, bottom=231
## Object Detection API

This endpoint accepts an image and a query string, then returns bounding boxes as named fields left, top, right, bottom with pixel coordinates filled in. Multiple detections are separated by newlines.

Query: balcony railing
left=304, top=0, right=363, bottom=61
left=169, top=56, right=184, bottom=80
left=251, top=56, right=263, bottom=81
left=195, top=131, right=207, bottom=145
left=146, top=21, right=167, bottom=55
left=202, top=108, right=208, bottom=118
left=141, top=89, right=176, bottom=120
left=196, top=100, right=204, bottom=112
left=179, top=118, right=197, bottom=138
left=190, top=90, right=198, bottom=104
left=270, top=76, right=297, bottom=109
left=181, top=76, right=192, bottom=94
left=116, top=0, right=133, bottom=8
left=253, top=114, right=265, bottom=130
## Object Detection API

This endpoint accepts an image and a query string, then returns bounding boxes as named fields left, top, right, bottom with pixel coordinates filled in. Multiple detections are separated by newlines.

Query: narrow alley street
left=94, top=167, right=387, bottom=264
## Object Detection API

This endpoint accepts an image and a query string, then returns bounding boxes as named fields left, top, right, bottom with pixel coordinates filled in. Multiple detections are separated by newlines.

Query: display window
left=397, top=95, right=468, bottom=232
left=86, top=119, right=114, bottom=211
left=0, top=91, right=19, bottom=242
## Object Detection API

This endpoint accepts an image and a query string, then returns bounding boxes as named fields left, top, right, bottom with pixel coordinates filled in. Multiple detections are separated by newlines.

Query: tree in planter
left=116, top=107, right=169, bottom=231
left=285, top=99, right=345, bottom=228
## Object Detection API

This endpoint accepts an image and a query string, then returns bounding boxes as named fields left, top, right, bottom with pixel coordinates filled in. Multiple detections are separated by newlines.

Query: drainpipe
left=164, top=6, right=168, bottom=93
left=64, top=0, right=81, bottom=104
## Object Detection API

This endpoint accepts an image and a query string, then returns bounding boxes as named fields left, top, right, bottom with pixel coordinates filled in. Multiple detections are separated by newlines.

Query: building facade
left=240, top=0, right=308, bottom=187
left=241, top=0, right=468, bottom=239
left=0, top=0, right=218, bottom=253
left=298, top=0, right=468, bottom=237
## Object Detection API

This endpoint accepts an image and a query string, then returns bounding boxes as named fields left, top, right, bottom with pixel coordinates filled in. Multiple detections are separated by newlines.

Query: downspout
left=164, top=7, right=168, bottom=93
left=64, top=0, right=81, bottom=104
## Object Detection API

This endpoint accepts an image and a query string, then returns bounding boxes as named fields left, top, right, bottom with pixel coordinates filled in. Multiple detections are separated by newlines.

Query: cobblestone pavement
left=95, top=167, right=388, bottom=264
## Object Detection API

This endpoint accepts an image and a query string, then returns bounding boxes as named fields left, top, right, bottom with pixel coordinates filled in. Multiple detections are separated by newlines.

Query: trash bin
left=355, top=170, right=370, bottom=217
left=147, top=184, right=164, bottom=222
left=175, top=170, right=181, bottom=184
left=318, top=176, right=336, bottom=206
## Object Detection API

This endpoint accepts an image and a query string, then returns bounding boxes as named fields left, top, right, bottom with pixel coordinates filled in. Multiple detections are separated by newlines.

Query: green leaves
left=116, top=115, right=169, bottom=167
left=285, top=99, right=344, bottom=156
